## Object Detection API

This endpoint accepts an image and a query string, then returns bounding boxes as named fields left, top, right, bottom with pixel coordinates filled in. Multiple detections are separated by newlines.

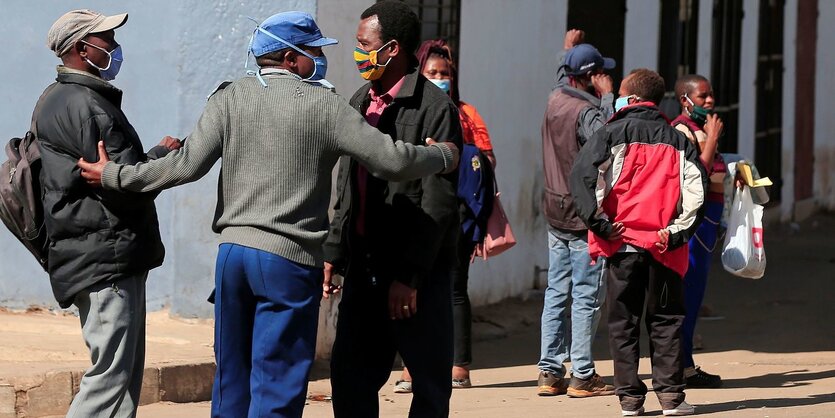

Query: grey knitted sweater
left=101, top=70, right=454, bottom=267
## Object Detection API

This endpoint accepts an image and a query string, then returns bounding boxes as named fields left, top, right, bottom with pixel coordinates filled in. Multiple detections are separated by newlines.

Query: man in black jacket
left=36, top=9, right=179, bottom=417
left=323, top=2, right=462, bottom=416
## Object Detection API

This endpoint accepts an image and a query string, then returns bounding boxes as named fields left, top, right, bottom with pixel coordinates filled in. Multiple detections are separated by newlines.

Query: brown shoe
left=537, top=371, right=568, bottom=396
left=567, top=373, right=615, bottom=398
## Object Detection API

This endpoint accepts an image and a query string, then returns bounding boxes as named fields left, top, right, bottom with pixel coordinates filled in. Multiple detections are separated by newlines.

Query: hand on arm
left=78, top=141, right=109, bottom=187
left=158, top=135, right=182, bottom=151
left=426, top=138, right=460, bottom=174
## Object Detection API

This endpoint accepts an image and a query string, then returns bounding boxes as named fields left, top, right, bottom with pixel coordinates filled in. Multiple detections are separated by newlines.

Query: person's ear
left=679, top=94, right=689, bottom=108
left=386, top=40, right=400, bottom=59
left=284, top=50, right=298, bottom=68
left=76, top=41, right=87, bottom=58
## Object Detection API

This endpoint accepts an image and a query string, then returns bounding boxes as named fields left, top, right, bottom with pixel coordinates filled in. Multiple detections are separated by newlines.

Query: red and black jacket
left=569, top=104, right=708, bottom=276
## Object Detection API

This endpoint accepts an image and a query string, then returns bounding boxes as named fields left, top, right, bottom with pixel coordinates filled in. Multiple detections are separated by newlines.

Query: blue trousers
left=211, top=243, right=323, bottom=418
left=539, top=227, right=605, bottom=379
left=682, top=200, right=723, bottom=368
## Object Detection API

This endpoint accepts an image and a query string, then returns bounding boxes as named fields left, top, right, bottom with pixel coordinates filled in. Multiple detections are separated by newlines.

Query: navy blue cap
left=251, top=11, right=338, bottom=57
left=565, top=43, right=616, bottom=76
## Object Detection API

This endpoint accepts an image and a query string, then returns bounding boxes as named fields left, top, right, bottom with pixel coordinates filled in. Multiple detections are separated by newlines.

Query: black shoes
left=685, top=366, right=722, bottom=388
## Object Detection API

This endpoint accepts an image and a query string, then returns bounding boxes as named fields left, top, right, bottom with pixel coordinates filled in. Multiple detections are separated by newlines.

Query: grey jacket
left=101, top=69, right=453, bottom=268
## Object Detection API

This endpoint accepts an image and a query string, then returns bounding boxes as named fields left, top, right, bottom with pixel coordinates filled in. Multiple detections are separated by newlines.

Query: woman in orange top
left=394, top=39, right=496, bottom=393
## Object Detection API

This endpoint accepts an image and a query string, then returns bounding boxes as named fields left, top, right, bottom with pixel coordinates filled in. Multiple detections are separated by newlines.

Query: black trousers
left=331, top=255, right=454, bottom=418
left=452, top=238, right=477, bottom=367
left=606, top=252, right=686, bottom=409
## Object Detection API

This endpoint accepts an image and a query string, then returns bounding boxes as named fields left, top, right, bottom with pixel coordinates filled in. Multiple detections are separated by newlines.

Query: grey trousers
left=67, top=272, right=147, bottom=418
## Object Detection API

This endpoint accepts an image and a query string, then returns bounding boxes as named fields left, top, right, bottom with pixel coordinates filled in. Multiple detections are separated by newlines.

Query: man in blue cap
left=77, top=11, right=458, bottom=418
left=537, top=29, right=616, bottom=398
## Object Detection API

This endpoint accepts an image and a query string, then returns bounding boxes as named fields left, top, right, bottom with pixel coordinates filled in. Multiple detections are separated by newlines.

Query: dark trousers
left=331, top=257, right=454, bottom=418
left=682, top=200, right=723, bottom=368
left=452, top=239, right=476, bottom=366
left=606, top=252, right=686, bottom=409
left=211, top=244, right=323, bottom=418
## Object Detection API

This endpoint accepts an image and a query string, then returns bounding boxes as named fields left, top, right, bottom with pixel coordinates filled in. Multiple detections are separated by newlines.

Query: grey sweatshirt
left=101, top=70, right=454, bottom=267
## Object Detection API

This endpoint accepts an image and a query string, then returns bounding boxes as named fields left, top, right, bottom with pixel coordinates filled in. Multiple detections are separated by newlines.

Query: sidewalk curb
left=0, top=362, right=215, bottom=418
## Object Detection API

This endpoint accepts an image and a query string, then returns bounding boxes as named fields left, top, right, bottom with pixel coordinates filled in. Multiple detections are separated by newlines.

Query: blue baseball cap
left=251, top=11, right=338, bottom=57
left=565, top=43, right=616, bottom=76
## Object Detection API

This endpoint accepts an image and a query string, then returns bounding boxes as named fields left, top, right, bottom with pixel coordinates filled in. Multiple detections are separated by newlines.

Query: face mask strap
left=81, top=40, right=113, bottom=71
left=254, top=26, right=319, bottom=83
left=682, top=93, right=696, bottom=116
left=374, top=40, right=395, bottom=67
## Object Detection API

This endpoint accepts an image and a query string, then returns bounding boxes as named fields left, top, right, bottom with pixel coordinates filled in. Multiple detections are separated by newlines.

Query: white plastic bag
left=721, top=185, right=766, bottom=278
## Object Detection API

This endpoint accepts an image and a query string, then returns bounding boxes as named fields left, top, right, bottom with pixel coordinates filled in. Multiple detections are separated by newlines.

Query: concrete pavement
left=4, top=212, right=835, bottom=417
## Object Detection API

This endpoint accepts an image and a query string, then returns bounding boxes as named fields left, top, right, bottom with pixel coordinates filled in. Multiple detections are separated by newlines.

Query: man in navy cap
left=537, top=29, right=616, bottom=398
left=78, top=11, right=458, bottom=418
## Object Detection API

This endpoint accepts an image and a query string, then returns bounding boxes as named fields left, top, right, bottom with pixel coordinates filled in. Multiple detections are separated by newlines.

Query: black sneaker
left=685, top=367, right=722, bottom=388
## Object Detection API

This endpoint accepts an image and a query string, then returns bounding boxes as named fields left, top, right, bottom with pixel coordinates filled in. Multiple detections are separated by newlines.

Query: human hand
left=158, top=135, right=182, bottom=151
left=655, top=229, right=670, bottom=251
left=703, top=114, right=723, bottom=142
left=322, top=262, right=342, bottom=299
left=591, top=73, right=614, bottom=95
left=427, top=138, right=460, bottom=174
left=78, top=141, right=109, bottom=187
left=564, top=29, right=585, bottom=50
left=608, top=222, right=626, bottom=240
left=388, top=281, right=417, bottom=320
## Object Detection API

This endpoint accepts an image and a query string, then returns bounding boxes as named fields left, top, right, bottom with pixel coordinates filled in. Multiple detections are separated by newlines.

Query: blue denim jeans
left=539, top=227, right=605, bottom=379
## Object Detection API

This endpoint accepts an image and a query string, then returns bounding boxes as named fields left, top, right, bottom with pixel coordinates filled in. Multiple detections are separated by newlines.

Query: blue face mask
left=614, top=94, right=637, bottom=112
left=308, top=55, right=328, bottom=81
left=82, top=41, right=123, bottom=81
left=246, top=25, right=330, bottom=87
left=429, top=79, right=451, bottom=94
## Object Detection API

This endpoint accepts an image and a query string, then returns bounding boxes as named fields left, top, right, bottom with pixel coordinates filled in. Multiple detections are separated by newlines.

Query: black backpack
left=0, top=130, right=48, bottom=271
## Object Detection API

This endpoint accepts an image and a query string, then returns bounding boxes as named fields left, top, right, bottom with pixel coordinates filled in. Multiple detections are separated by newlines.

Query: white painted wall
left=314, top=0, right=368, bottom=361
left=814, top=1, right=835, bottom=210
left=458, top=0, right=567, bottom=305
left=622, top=0, right=660, bottom=74
left=737, top=0, right=759, bottom=163
left=696, top=0, right=714, bottom=77
left=780, top=0, right=797, bottom=221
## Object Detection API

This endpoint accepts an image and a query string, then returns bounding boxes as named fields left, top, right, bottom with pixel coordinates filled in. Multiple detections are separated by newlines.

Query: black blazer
left=323, top=66, right=463, bottom=288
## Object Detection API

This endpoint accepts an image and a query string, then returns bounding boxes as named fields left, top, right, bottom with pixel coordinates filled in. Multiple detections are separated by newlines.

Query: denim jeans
left=538, top=227, right=605, bottom=379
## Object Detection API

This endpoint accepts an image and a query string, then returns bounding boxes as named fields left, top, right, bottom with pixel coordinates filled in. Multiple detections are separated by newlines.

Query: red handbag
left=473, top=191, right=516, bottom=260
